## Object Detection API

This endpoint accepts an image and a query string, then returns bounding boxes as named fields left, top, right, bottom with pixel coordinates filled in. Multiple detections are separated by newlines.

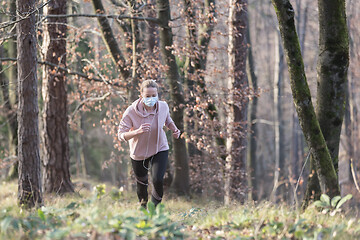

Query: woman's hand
left=137, top=123, right=151, bottom=134
left=173, top=129, right=181, bottom=139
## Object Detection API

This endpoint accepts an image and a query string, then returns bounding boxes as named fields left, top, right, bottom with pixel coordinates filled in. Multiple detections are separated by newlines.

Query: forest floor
left=1, top=179, right=360, bottom=240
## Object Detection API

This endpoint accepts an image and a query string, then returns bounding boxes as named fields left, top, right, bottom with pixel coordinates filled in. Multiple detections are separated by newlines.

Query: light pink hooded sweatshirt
left=118, top=98, right=179, bottom=160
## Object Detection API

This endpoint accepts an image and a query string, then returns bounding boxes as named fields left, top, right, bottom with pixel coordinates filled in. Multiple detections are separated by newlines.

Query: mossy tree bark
left=224, top=0, right=248, bottom=205
left=291, top=0, right=308, bottom=203
left=156, top=0, right=190, bottom=195
left=42, top=0, right=74, bottom=194
left=271, top=0, right=340, bottom=200
left=316, top=0, right=349, bottom=168
left=303, top=0, right=349, bottom=204
left=17, top=0, right=43, bottom=208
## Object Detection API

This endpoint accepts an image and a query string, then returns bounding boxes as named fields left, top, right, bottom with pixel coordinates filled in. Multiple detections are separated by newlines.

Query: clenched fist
left=137, top=123, right=151, bottom=134
left=173, top=128, right=181, bottom=139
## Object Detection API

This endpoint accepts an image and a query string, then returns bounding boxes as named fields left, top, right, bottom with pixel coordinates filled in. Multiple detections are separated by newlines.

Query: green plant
left=313, top=194, right=352, bottom=214
left=93, top=184, right=106, bottom=199
left=109, top=187, right=123, bottom=201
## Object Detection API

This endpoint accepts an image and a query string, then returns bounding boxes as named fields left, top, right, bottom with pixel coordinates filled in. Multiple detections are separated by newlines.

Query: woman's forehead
left=143, top=87, right=157, bottom=95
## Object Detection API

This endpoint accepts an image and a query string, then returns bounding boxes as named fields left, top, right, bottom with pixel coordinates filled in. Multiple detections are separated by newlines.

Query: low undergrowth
left=1, top=180, right=360, bottom=239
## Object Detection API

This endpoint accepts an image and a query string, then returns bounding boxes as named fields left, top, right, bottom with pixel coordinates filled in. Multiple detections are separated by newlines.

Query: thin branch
left=350, top=159, right=360, bottom=193
left=0, top=61, right=16, bottom=75
left=110, top=0, right=131, bottom=9
left=42, top=14, right=160, bottom=24
left=0, top=34, right=17, bottom=45
left=71, top=92, right=111, bottom=119
left=81, top=58, right=126, bottom=100
left=81, top=59, right=110, bottom=86
left=0, top=58, right=123, bottom=87
left=0, top=0, right=51, bottom=30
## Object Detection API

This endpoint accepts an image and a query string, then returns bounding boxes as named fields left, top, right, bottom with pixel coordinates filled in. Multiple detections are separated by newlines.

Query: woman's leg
left=131, top=159, right=150, bottom=207
left=150, top=150, right=168, bottom=206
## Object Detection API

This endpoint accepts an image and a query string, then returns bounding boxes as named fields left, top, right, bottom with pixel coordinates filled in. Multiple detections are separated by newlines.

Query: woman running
left=118, top=80, right=181, bottom=208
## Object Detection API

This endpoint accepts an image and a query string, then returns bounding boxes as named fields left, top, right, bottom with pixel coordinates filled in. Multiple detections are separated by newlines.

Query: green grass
left=1, top=180, right=360, bottom=239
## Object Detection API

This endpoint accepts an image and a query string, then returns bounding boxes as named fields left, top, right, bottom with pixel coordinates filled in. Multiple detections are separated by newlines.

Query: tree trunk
left=0, top=45, right=17, bottom=180
left=42, top=0, right=74, bottom=194
left=183, top=0, right=223, bottom=146
left=6, top=0, right=19, bottom=180
left=303, top=0, right=349, bottom=204
left=271, top=30, right=286, bottom=202
left=182, top=0, right=204, bottom=194
left=224, top=0, right=248, bottom=205
left=345, top=29, right=357, bottom=184
left=156, top=0, right=190, bottom=195
left=91, top=0, right=130, bottom=81
left=246, top=20, right=258, bottom=202
left=271, top=0, right=340, bottom=199
left=291, top=0, right=308, bottom=203
left=147, top=0, right=157, bottom=51
left=17, top=0, right=43, bottom=208
left=302, top=158, right=321, bottom=209
left=80, top=112, right=88, bottom=177
left=316, top=0, right=349, bottom=174
left=128, top=0, right=140, bottom=101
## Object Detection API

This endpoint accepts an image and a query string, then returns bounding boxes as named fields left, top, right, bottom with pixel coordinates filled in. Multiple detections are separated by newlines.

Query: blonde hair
left=140, top=79, right=158, bottom=93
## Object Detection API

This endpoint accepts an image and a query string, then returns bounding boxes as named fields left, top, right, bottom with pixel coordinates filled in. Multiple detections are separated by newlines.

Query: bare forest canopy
left=0, top=0, right=359, bottom=210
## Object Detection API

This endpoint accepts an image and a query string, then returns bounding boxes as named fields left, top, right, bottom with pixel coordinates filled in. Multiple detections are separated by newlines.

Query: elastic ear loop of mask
left=142, top=104, right=156, bottom=171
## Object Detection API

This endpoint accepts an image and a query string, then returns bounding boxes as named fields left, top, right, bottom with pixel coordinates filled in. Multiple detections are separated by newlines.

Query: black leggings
left=131, top=150, right=168, bottom=207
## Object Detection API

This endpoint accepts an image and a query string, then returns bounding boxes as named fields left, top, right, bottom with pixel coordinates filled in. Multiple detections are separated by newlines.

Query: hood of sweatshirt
left=131, top=98, right=159, bottom=118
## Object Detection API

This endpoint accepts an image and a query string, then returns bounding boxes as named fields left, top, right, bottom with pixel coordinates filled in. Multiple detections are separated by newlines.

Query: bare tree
left=246, top=17, right=258, bottom=201
left=182, top=0, right=217, bottom=194
left=41, top=0, right=74, bottom=194
left=303, top=0, right=349, bottom=206
left=127, top=0, right=140, bottom=101
left=156, top=0, right=190, bottom=195
left=271, top=30, right=287, bottom=202
left=271, top=0, right=340, bottom=203
left=17, top=0, right=43, bottom=208
left=91, top=0, right=130, bottom=82
left=3, top=0, right=18, bottom=180
left=224, top=0, right=248, bottom=205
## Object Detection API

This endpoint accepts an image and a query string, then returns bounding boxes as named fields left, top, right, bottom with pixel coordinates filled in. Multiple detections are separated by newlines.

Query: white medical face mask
left=143, top=96, right=158, bottom=107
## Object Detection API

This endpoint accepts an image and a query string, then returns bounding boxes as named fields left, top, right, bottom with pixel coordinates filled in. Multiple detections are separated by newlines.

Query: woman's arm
left=118, top=108, right=150, bottom=142
left=165, top=110, right=181, bottom=139
left=121, top=123, right=151, bottom=141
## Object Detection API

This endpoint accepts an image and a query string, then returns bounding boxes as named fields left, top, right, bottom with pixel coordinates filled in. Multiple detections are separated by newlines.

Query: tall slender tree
left=224, top=0, right=248, bottom=205
left=127, top=0, right=140, bottom=101
left=5, top=0, right=18, bottom=180
left=156, top=0, right=190, bottom=195
left=246, top=17, right=258, bottom=201
left=271, top=0, right=340, bottom=202
left=182, top=0, right=217, bottom=194
left=91, top=0, right=130, bottom=82
left=42, top=0, right=74, bottom=194
left=17, top=0, right=43, bottom=207
left=271, top=30, right=286, bottom=202
left=303, top=0, right=349, bottom=205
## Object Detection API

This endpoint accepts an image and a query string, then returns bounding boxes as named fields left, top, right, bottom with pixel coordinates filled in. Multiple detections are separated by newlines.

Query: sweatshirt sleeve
left=117, top=107, right=133, bottom=142
left=165, top=104, right=178, bottom=132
